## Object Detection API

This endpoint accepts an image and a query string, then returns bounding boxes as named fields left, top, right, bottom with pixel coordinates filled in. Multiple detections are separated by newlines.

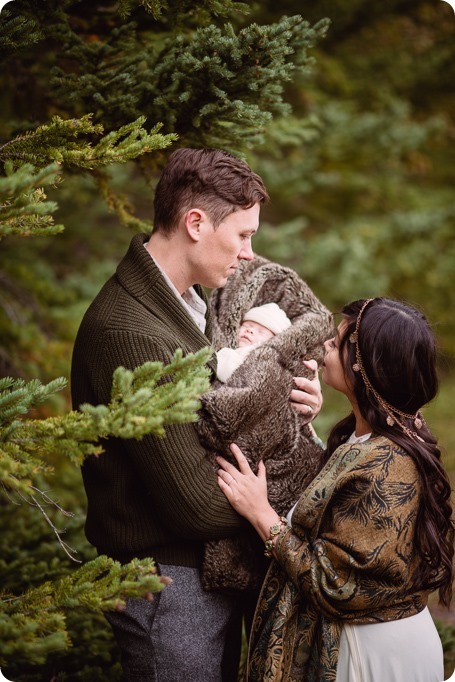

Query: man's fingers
left=303, top=358, right=319, bottom=378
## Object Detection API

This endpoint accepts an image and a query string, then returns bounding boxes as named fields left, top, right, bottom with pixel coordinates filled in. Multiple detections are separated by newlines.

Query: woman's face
left=321, top=320, right=352, bottom=397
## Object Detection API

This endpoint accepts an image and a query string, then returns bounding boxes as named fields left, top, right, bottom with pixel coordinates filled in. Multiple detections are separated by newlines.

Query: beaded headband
left=350, top=298, right=425, bottom=439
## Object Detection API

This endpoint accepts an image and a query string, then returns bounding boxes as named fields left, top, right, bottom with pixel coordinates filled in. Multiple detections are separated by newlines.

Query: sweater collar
left=116, top=234, right=215, bottom=372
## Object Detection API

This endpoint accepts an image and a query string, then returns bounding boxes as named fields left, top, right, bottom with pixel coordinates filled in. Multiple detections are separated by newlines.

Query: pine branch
left=0, top=117, right=176, bottom=238
left=0, top=376, right=67, bottom=420
left=147, top=16, right=330, bottom=147
left=118, top=0, right=250, bottom=22
left=92, top=167, right=154, bottom=231
left=0, top=115, right=177, bottom=171
left=49, top=21, right=155, bottom=127
left=43, top=13, right=328, bottom=149
left=0, top=161, right=64, bottom=239
left=0, top=5, right=43, bottom=57
left=0, top=347, right=195, bottom=664
left=0, top=348, right=212, bottom=543
left=0, top=555, right=168, bottom=666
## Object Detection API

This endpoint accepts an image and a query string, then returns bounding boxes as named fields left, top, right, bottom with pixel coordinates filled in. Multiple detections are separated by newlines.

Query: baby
left=198, top=303, right=328, bottom=594
left=216, top=303, right=292, bottom=383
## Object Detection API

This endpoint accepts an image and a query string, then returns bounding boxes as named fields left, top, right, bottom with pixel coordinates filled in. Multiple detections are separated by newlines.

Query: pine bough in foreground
left=0, top=347, right=211, bottom=665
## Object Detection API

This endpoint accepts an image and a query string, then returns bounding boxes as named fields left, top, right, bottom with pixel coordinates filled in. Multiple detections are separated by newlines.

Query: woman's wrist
left=252, top=508, right=282, bottom=542
left=264, top=516, right=288, bottom=558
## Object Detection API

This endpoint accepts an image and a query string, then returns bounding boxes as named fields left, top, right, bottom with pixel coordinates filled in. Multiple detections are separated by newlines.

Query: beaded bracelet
left=264, top=516, right=288, bottom=558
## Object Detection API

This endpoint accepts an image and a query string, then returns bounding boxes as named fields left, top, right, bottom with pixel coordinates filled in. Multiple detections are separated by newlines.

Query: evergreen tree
left=248, top=0, right=455, bottom=358
left=0, top=1, right=329, bottom=677
left=2, top=0, right=453, bottom=676
left=0, top=0, right=328, bottom=382
left=0, top=349, right=211, bottom=678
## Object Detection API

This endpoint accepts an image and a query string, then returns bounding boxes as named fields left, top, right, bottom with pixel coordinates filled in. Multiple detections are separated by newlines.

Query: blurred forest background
left=0, top=0, right=454, bottom=679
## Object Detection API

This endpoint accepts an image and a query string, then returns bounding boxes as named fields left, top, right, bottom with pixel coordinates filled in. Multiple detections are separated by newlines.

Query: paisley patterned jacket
left=247, top=435, right=433, bottom=682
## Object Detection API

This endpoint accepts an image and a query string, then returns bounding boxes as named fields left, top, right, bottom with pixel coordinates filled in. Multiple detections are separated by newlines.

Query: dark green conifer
left=0, top=3, right=330, bottom=675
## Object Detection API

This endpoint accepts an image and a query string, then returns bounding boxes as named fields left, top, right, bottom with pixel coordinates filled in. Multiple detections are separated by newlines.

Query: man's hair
left=153, top=148, right=269, bottom=234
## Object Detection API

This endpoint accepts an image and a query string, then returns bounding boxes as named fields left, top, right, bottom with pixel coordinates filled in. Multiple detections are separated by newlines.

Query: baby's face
left=237, top=320, right=275, bottom=347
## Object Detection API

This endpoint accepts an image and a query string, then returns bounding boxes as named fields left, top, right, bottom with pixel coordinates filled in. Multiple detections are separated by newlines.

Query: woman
left=216, top=298, right=454, bottom=681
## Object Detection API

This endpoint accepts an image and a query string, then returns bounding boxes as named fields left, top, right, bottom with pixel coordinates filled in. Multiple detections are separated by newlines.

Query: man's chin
left=207, top=275, right=228, bottom=289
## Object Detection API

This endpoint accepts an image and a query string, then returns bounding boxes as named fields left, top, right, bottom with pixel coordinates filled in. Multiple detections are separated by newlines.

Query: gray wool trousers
left=106, top=564, right=242, bottom=682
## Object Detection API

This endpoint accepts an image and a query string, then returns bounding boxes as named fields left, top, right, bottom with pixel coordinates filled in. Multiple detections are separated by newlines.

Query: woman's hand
left=291, top=359, right=322, bottom=423
left=216, top=443, right=279, bottom=540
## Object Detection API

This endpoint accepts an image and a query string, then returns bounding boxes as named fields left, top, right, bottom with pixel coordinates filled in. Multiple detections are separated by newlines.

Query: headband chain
left=350, top=299, right=425, bottom=439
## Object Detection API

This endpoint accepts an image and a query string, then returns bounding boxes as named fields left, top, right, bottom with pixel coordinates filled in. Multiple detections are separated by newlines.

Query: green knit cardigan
left=71, top=233, right=244, bottom=567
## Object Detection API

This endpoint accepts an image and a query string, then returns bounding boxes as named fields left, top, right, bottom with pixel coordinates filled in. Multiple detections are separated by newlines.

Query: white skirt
left=335, top=607, right=444, bottom=682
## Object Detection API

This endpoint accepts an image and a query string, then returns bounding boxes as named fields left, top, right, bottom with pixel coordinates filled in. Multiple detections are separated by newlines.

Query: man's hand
left=290, top=359, right=322, bottom=423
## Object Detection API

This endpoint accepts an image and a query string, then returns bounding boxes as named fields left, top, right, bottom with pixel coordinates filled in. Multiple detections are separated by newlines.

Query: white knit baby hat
left=243, top=302, right=292, bottom=335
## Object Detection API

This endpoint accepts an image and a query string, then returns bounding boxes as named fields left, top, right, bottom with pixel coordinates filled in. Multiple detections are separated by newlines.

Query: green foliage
left=0, top=161, right=63, bottom=238
left=1, top=555, right=165, bottom=666
left=424, top=373, right=455, bottom=477
left=1, top=0, right=454, bottom=676
left=435, top=619, right=455, bottom=680
left=117, top=0, right=250, bottom=22
left=248, top=1, right=455, bottom=357
left=0, top=4, right=42, bottom=56
left=0, top=349, right=211, bottom=669
left=1, top=348, right=211, bottom=499
left=1, top=115, right=176, bottom=171
left=41, top=10, right=328, bottom=149
left=0, top=467, right=121, bottom=680
left=148, top=16, right=329, bottom=148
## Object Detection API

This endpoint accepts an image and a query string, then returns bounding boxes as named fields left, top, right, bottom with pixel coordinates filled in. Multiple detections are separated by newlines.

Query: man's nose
left=239, top=240, right=254, bottom=261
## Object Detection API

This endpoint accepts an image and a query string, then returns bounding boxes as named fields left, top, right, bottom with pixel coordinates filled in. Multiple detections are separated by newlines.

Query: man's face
left=237, top=320, right=275, bottom=348
left=196, top=203, right=259, bottom=289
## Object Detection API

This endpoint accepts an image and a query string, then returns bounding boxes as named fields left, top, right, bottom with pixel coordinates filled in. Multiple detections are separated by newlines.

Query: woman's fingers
left=257, top=459, right=267, bottom=479
left=228, top=442, right=252, bottom=472
left=215, top=454, right=235, bottom=474
left=217, top=468, right=235, bottom=488
left=215, top=445, right=250, bottom=488
left=216, top=444, right=263, bottom=489
left=216, top=443, right=252, bottom=475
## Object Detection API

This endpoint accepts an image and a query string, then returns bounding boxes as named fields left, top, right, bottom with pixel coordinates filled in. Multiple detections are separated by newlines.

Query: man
left=71, top=148, right=322, bottom=682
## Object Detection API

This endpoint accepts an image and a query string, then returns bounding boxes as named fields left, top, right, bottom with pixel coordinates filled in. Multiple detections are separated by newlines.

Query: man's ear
left=185, top=208, right=205, bottom=242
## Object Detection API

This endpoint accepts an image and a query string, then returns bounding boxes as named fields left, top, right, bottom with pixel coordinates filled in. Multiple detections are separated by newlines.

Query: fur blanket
left=197, top=256, right=333, bottom=593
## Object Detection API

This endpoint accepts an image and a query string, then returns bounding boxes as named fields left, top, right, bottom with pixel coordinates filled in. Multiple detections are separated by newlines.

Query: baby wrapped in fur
left=197, top=256, right=333, bottom=593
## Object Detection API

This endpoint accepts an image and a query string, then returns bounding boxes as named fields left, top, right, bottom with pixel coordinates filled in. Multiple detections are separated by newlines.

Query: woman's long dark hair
left=326, top=298, right=454, bottom=606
